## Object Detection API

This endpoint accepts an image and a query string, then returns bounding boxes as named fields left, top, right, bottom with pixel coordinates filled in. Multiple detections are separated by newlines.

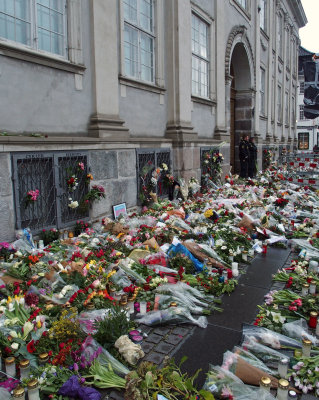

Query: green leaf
left=179, top=355, right=188, bottom=366
left=199, top=389, right=215, bottom=399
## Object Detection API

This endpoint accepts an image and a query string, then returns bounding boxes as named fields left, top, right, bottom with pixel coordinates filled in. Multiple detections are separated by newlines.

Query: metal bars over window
left=12, top=151, right=89, bottom=233
left=136, top=148, right=171, bottom=201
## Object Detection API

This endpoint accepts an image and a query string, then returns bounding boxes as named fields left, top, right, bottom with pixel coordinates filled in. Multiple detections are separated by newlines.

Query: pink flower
left=92, top=279, right=100, bottom=288
left=78, top=162, right=85, bottom=170
left=289, top=305, right=297, bottom=311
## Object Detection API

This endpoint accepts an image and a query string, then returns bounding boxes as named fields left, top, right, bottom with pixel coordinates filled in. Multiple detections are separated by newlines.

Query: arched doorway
left=226, top=27, right=255, bottom=173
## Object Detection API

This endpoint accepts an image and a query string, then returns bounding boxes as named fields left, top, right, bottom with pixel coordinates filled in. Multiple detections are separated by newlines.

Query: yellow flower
left=115, top=251, right=122, bottom=256
left=36, top=320, right=42, bottom=329
left=106, top=270, right=116, bottom=279
left=204, top=209, right=213, bottom=218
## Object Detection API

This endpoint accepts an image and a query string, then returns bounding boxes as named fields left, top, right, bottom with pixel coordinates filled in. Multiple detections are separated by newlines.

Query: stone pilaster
left=88, top=0, right=128, bottom=139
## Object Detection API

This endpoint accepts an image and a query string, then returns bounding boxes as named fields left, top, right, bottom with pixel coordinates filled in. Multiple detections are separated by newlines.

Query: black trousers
left=248, top=159, right=256, bottom=177
left=240, top=159, right=249, bottom=178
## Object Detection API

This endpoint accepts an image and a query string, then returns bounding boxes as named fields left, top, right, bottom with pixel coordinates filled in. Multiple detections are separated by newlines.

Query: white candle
left=140, top=301, right=147, bottom=314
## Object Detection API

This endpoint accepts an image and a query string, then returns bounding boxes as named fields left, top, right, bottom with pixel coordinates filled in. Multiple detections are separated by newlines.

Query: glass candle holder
left=260, top=376, right=271, bottom=392
left=19, top=359, right=30, bottom=379
left=12, top=386, right=25, bottom=400
left=309, top=260, right=318, bottom=274
left=309, top=280, right=316, bottom=295
left=288, top=390, right=298, bottom=399
left=231, top=262, right=239, bottom=277
left=139, top=301, right=147, bottom=315
left=27, top=379, right=40, bottom=400
left=309, top=311, right=318, bottom=329
left=5, top=356, right=16, bottom=377
left=276, top=379, right=289, bottom=400
left=262, top=244, right=268, bottom=254
left=278, top=358, right=289, bottom=379
left=222, top=270, right=228, bottom=281
left=301, top=283, right=309, bottom=296
left=38, top=353, right=49, bottom=366
left=128, top=302, right=135, bottom=314
left=242, top=251, right=248, bottom=262
left=302, top=338, right=312, bottom=357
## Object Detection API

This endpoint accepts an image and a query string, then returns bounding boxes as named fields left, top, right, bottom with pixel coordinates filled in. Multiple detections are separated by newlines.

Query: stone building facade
left=0, top=0, right=307, bottom=240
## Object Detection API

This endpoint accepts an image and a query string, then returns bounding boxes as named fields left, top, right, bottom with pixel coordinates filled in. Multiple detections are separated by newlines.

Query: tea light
left=260, top=376, right=271, bottom=392
left=302, top=338, right=312, bottom=357
left=301, top=283, right=309, bottom=296
left=27, top=379, right=40, bottom=400
left=131, top=335, right=143, bottom=344
left=5, top=356, right=16, bottom=377
left=19, top=359, right=30, bottom=379
left=309, top=280, right=316, bottom=295
left=278, top=358, right=289, bottom=379
left=276, top=379, right=289, bottom=400
left=309, top=311, right=318, bottom=329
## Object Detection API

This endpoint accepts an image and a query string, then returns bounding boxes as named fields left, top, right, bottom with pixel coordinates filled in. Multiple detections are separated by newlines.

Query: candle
left=260, top=376, right=271, bottom=392
left=262, top=244, right=267, bottom=254
left=242, top=251, right=248, bottom=262
left=140, top=301, right=147, bottom=314
left=131, top=335, right=143, bottom=344
left=222, top=270, right=228, bottom=282
left=12, top=387, right=25, bottom=400
left=288, top=390, right=298, bottom=399
left=248, top=249, right=254, bottom=257
left=231, top=262, right=239, bottom=277
left=276, top=379, right=289, bottom=400
left=227, top=269, right=233, bottom=279
left=19, top=359, right=30, bottom=379
left=309, top=260, right=318, bottom=273
left=301, top=283, right=309, bottom=296
left=128, top=302, right=135, bottom=314
left=38, top=353, right=49, bottom=366
left=309, top=280, right=316, bottom=295
left=309, top=311, right=318, bottom=329
left=278, top=358, right=289, bottom=379
left=27, top=379, right=40, bottom=400
left=5, top=356, right=15, bottom=377
left=302, top=338, right=312, bottom=357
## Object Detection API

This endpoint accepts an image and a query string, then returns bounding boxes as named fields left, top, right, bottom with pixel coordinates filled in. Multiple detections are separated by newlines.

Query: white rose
left=68, top=201, right=79, bottom=209
left=11, top=342, right=19, bottom=350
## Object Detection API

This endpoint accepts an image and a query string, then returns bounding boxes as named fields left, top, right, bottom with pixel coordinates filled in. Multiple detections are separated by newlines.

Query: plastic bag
left=282, top=319, right=319, bottom=346
left=78, top=309, right=110, bottom=334
left=232, top=347, right=275, bottom=375
left=144, top=252, right=167, bottom=267
left=81, top=336, right=129, bottom=376
left=241, top=336, right=288, bottom=365
left=0, top=387, right=11, bottom=399
left=136, top=307, right=208, bottom=328
left=203, top=364, right=243, bottom=394
left=242, top=324, right=302, bottom=350
left=167, top=243, right=203, bottom=272
left=117, top=258, right=146, bottom=284
left=109, top=268, right=132, bottom=288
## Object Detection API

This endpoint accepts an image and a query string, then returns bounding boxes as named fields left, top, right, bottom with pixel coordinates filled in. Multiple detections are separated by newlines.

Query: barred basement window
left=12, top=151, right=89, bottom=233
left=136, top=148, right=171, bottom=201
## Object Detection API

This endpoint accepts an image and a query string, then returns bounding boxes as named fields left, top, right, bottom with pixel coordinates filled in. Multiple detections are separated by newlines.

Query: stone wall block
left=0, top=197, right=15, bottom=242
left=90, top=151, right=118, bottom=180
left=192, top=147, right=200, bottom=170
left=118, top=150, right=136, bottom=178
left=0, top=154, right=13, bottom=196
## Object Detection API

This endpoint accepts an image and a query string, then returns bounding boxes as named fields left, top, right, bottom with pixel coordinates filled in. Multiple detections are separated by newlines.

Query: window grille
left=136, top=148, right=171, bottom=201
left=12, top=151, right=89, bottom=233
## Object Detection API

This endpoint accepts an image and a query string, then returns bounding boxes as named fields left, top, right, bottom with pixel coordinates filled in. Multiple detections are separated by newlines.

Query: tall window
left=291, top=96, right=295, bottom=126
left=300, top=81, right=304, bottom=94
left=260, top=67, right=266, bottom=115
left=235, top=0, right=247, bottom=10
left=299, top=105, right=305, bottom=120
left=285, top=91, right=289, bottom=125
left=191, top=13, right=209, bottom=98
left=277, top=85, right=282, bottom=122
left=286, top=30, right=290, bottom=66
left=277, top=13, right=283, bottom=59
left=0, top=0, right=67, bottom=56
left=259, top=0, right=267, bottom=32
left=298, top=132, right=309, bottom=150
left=123, top=0, right=154, bottom=83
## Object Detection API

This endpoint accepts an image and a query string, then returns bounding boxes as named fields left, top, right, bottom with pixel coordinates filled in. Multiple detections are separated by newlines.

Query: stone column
left=266, top=0, right=273, bottom=142
left=165, top=0, right=196, bottom=140
left=214, top=0, right=228, bottom=140
left=254, top=1, right=261, bottom=139
left=88, top=0, right=128, bottom=139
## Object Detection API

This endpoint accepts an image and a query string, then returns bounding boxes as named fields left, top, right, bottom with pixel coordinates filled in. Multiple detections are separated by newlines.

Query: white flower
left=9, top=330, right=18, bottom=338
left=23, top=321, right=34, bottom=339
left=0, top=306, right=6, bottom=313
left=68, top=200, right=79, bottom=209
left=11, top=342, right=19, bottom=350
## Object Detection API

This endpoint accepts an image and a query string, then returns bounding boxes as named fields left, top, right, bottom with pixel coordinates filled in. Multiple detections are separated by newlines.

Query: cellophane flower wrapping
left=282, top=319, right=319, bottom=346
left=58, top=375, right=101, bottom=400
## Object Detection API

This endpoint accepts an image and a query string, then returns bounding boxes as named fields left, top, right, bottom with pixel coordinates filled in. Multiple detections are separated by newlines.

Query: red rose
left=27, top=340, right=36, bottom=353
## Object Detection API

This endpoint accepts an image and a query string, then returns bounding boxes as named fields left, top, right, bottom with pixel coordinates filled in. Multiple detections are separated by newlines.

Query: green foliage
left=169, top=253, right=196, bottom=275
left=93, top=305, right=134, bottom=351
left=39, top=228, right=60, bottom=246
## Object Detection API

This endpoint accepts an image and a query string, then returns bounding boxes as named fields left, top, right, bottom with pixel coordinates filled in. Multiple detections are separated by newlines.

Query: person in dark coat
left=248, top=137, right=258, bottom=177
left=239, top=134, right=250, bottom=178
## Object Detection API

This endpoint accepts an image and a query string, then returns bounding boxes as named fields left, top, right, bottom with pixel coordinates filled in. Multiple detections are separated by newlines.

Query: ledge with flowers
left=1, top=162, right=319, bottom=398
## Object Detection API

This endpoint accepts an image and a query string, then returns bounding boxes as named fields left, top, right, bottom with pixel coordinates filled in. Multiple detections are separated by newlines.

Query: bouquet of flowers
left=25, top=189, right=40, bottom=207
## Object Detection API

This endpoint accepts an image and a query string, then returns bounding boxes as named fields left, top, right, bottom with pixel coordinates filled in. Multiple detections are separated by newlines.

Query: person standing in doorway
left=248, top=136, right=257, bottom=177
left=239, top=134, right=249, bottom=178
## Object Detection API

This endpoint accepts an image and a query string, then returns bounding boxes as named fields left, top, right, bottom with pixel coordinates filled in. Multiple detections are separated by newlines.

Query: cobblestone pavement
left=103, top=248, right=316, bottom=400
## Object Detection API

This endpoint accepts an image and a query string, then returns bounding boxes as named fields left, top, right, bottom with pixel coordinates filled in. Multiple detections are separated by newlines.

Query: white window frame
left=191, top=12, right=210, bottom=99
left=123, top=0, right=155, bottom=84
left=0, top=0, right=68, bottom=58
left=298, top=132, right=309, bottom=150
left=259, top=0, right=267, bottom=32
left=260, top=67, right=266, bottom=116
